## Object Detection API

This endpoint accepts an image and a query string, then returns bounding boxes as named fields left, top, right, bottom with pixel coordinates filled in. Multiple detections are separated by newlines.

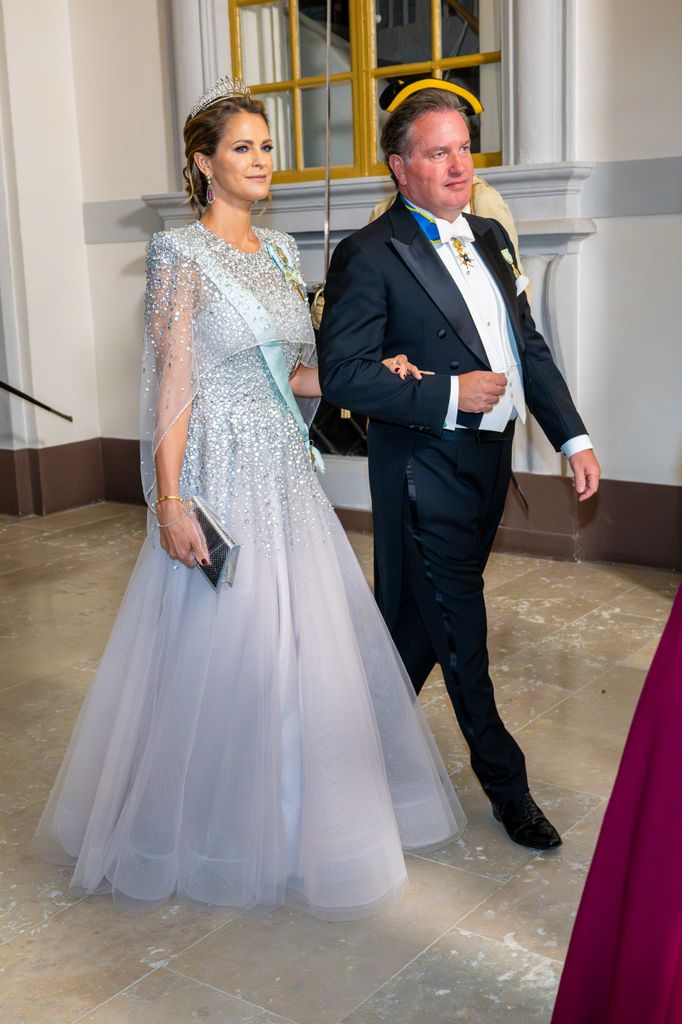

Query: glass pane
left=375, top=0, right=431, bottom=67
left=301, top=83, right=354, bottom=167
left=240, top=1, right=291, bottom=87
left=440, top=65, right=498, bottom=154
left=477, top=62, right=501, bottom=153
left=442, top=0, right=500, bottom=57
left=298, top=0, right=351, bottom=78
left=259, top=91, right=295, bottom=171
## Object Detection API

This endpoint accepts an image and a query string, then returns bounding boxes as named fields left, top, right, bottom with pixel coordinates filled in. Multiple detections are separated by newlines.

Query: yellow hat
left=383, top=77, right=483, bottom=115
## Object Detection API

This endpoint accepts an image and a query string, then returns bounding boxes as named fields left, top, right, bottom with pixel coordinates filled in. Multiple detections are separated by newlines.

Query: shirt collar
left=400, top=195, right=474, bottom=245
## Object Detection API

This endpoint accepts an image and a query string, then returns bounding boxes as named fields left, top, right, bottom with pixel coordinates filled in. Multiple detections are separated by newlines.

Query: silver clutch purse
left=184, top=496, right=240, bottom=590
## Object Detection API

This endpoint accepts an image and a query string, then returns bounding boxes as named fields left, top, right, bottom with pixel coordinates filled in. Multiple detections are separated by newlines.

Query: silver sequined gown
left=34, top=222, right=465, bottom=919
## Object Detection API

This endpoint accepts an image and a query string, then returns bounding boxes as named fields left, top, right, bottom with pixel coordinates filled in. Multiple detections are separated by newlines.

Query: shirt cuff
left=444, top=376, right=460, bottom=430
left=561, top=434, right=593, bottom=458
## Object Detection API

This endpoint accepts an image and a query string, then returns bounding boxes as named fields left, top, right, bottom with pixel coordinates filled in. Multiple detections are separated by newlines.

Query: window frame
left=228, top=0, right=502, bottom=183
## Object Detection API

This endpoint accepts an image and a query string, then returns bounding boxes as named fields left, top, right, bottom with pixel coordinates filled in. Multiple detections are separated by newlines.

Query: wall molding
left=1, top=440, right=679, bottom=571
left=81, top=156, right=682, bottom=247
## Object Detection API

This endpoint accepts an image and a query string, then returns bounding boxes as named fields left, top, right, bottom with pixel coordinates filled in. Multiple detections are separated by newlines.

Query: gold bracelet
left=156, top=495, right=182, bottom=505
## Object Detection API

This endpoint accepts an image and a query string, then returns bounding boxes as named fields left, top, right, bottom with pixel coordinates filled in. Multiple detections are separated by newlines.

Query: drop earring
left=205, top=174, right=215, bottom=205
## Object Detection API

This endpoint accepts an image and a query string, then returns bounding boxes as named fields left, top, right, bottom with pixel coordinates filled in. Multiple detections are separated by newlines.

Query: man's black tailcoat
left=319, top=199, right=585, bottom=627
left=318, top=198, right=587, bottom=800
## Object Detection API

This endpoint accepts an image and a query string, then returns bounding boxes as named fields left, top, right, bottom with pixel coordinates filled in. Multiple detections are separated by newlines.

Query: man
left=318, top=88, right=601, bottom=850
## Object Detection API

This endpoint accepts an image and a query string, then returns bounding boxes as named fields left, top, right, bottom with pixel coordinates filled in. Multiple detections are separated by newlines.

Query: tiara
left=187, top=76, right=252, bottom=120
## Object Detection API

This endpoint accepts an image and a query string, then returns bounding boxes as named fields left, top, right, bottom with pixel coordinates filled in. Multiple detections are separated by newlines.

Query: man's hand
left=569, top=449, right=601, bottom=502
left=458, top=371, right=507, bottom=414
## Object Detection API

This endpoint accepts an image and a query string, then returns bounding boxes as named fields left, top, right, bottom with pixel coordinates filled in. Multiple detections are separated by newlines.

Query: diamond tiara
left=187, top=75, right=252, bottom=121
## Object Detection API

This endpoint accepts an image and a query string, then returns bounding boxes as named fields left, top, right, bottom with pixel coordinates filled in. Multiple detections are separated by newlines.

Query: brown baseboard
left=494, top=472, right=681, bottom=570
left=0, top=438, right=143, bottom=517
left=100, top=438, right=144, bottom=504
left=2, top=441, right=679, bottom=571
left=335, top=508, right=373, bottom=534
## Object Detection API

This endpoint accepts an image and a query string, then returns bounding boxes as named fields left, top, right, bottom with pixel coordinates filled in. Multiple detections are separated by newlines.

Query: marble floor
left=0, top=501, right=678, bottom=1024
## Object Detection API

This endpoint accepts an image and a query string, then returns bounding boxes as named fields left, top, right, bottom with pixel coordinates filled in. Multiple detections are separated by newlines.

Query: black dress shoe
left=491, top=791, right=562, bottom=850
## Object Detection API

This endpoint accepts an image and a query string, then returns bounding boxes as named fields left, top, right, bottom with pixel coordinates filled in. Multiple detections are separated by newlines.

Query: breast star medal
left=269, top=244, right=307, bottom=301
left=452, top=238, right=474, bottom=273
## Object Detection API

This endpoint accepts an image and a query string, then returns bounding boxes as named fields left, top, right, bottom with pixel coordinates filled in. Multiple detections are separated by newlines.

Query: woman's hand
left=289, top=364, right=321, bottom=398
left=157, top=502, right=210, bottom=568
left=382, top=354, right=434, bottom=381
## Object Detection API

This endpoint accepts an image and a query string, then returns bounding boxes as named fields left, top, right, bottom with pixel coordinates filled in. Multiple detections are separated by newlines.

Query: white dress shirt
left=408, top=201, right=592, bottom=458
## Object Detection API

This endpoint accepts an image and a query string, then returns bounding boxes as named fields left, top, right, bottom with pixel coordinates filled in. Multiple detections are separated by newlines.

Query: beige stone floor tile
left=171, top=856, right=498, bottom=1024
left=618, top=565, right=680, bottom=596
left=485, top=604, right=558, bottom=662
left=341, top=927, right=561, bottom=1023
left=0, top=543, right=138, bottom=625
left=483, top=552, right=549, bottom=590
left=422, top=696, right=471, bottom=776
left=599, top=584, right=678, bottom=623
left=0, top=759, right=64, bottom=815
left=0, top=818, right=83, bottom=944
left=508, top=606, right=664, bottom=685
left=346, top=532, right=374, bottom=559
left=491, top=639, right=609, bottom=696
left=485, top=565, right=634, bottom=629
left=620, top=637, right=660, bottom=670
left=517, top=665, right=646, bottom=748
left=0, top=664, right=94, bottom=752
left=0, top=618, right=110, bottom=691
left=457, top=826, right=595, bottom=961
left=506, top=712, right=625, bottom=800
left=76, top=967, right=296, bottom=1024
left=491, top=667, right=571, bottom=733
left=513, top=559, right=651, bottom=598
left=0, top=896, right=238, bottom=1024
left=0, top=535, right=77, bottom=576
left=422, top=771, right=602, bottom=884
left=0, top=522, right=51, bottom=547
left=21, top=502, right=143, bottom=534
left=0, top=549, right=135, bottom=605
left=563, top=799, right=608, bottom=846
left=38, top=516, right=147, bottom=558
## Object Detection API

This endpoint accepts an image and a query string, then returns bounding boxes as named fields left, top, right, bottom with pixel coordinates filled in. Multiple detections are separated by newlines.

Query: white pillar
left=167, top=0, right=231, bottom=185
left=504, top=0, right=575, bottom=165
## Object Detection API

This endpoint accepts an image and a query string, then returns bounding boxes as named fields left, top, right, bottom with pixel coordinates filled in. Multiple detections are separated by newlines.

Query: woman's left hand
left=382, top=354, right=434, bottom=381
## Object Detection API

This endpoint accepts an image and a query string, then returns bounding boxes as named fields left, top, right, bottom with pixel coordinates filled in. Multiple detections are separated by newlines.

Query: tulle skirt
left=33, top=506, right=465, bottom=919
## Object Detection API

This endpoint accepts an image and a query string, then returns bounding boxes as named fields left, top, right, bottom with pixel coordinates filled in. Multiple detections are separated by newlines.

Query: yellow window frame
left=228, top=0, right=502, bottom=183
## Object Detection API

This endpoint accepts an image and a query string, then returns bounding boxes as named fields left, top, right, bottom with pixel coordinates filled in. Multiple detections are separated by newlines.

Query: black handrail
left=0, top=380, right=73, bottom=422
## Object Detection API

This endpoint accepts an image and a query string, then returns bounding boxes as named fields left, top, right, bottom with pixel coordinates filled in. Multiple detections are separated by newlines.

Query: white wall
left=571, top=0, right=682, bottom=486
left=86, top=243, right=148, bottom=440
left=577, top=214, right=682, bottom=486
left=2, top=0, right=100, bottom=447
left=0, top=0, right=171, bottom=451
left=66, top=0, right=173, bottom=442
left=68, top=0, right=174, bottom=201
left=575, top=0, right=682, bottom=162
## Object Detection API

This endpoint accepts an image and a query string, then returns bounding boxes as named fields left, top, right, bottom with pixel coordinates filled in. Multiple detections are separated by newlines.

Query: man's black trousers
left=390, top=423, right=528, bottom=803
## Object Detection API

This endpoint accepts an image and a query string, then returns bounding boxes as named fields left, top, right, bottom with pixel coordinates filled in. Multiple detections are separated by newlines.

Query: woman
left=551, top=583, right=682, bottom=1023
left=33, top=77, right=465, bottom=919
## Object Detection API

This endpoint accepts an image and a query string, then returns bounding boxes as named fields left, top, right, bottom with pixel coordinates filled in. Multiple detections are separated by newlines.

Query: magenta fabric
left=552, top=584, right=682, bottom=1024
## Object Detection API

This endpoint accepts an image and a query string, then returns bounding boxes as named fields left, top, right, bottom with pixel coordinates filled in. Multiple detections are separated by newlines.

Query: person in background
left=552, top=584, right=682, bottom=1024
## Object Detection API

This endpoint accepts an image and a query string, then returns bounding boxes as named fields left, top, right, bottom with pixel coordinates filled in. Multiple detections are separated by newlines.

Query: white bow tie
left=436, top=214, right=475, bottom=245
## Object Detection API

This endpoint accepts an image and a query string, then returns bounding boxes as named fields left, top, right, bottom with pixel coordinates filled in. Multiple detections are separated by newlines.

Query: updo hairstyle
left=183, top=95, right=269, bottom=216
